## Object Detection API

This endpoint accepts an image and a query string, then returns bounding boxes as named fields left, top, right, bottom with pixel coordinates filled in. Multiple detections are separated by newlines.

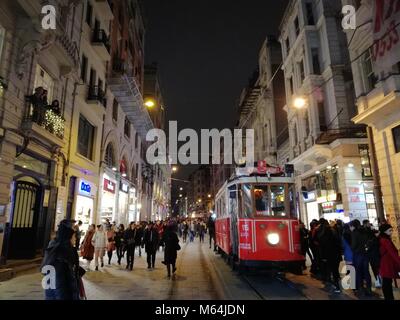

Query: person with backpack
left=350, top=219, right=372, bottom=296
left=379, top=224, right=400, bottom=300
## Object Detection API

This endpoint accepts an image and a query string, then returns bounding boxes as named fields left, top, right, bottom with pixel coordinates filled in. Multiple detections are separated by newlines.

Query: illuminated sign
left=78, top=179, right=94, bottom=197
left=104, top=178, right=116, bottom=194
left=120, top=182, right=129, bottom=193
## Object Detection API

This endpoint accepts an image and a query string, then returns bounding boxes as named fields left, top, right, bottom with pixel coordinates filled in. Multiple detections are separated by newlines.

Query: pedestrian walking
left=309, top=220, right=321, bottom=277
left=299, top=221, right=313, bottom=270
left=199, top=222, right=206, bottom=243
left=350, top=219, right=373, bottom=296
left=363, top=220, right=382, bottom=288
left=379, top=224, right=400, bottom=300
left=42, top=220, right=85, bottom=300
left=143, top=222, right=159, bottom=269
left=182, top=222, right=189, bottom=243
left=80, top=224, right=96, bottom=270
left=115, top=224, right=125, bottom=265
left=161, top=225, right=181, bottom=278
left=106, top=225, right=116, bottom=265
left=135, top=223, right=144, bottom=257
left=73, top=220, right=83, bottom=249
left=316, top=219, right=342, bottom=293
left=92, top=225, right=107, bottom=271
left=124, top=222, right=136, bottom=270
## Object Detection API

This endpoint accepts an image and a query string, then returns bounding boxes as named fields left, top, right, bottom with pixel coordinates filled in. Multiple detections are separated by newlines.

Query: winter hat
left=379, top=224, right=392, bottom=235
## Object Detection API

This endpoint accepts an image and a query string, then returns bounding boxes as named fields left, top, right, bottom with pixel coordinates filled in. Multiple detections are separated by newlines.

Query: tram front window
left=254, top=186, right=270, bottom=216
left=270, top=185, right=286, bottom=217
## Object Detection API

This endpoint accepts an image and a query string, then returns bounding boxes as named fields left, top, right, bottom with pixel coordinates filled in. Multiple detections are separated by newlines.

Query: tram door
left=8, top=180, right=43, bottom=259
left=228, top=185, right=239, bottom=258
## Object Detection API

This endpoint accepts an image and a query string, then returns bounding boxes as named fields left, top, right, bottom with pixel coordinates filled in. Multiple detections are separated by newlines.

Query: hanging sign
left=104, top=178, right=116, bottom=194
left=372, top=0, right=400, bottom=73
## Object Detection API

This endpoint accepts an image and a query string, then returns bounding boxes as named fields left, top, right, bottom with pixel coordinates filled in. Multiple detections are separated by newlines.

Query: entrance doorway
left=8, top=178, right=43, bottom=259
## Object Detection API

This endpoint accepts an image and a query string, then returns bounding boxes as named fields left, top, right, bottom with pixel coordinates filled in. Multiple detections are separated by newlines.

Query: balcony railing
left=25, top=99, right=65, bottom=139
left=87, top=85, right=107, bottom=107
left=315, top=127, right=367, bottom=145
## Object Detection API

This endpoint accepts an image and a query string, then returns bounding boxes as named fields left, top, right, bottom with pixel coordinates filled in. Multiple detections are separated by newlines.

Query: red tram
left=214, top=165, right=304, bottom=273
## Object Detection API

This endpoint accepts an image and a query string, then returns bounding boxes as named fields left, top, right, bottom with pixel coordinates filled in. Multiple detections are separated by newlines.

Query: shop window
left=77, top=115, right=95, bottom=160
left=34, top=65, right=54, bottom=103
left=359, top=144, right=373, bottom=178
left=392, top=125, right=400, bottom=153
left=105, top=143, right=116, bottom=168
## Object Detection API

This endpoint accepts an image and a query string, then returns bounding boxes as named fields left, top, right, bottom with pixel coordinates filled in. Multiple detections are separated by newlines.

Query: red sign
left=372, top=0, right=400, bottom=72
left=120, top=160, right=127, bottom=175
left=103, top=179, right=116, bottom=194
left=257, top=160, right=267, bottom=174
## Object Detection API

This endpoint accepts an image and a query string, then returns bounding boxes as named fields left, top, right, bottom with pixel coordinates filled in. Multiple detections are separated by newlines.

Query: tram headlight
left=267, top=233, right=280, bottom=246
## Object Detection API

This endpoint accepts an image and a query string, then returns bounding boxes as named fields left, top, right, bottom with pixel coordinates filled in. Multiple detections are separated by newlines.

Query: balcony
left=87, top=85, right=107, bottom=107
left=315, top=127, right=367, bottom=145
left=92, top=29, right=111, bottom=62
left=22, top=98, right=65, bottom=148
left=108, top=59, right=154, bottom=139
left=95, top=0, right=114, bottom=21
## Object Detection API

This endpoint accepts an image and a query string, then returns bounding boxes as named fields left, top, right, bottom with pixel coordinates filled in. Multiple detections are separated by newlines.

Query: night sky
left=142, top=0, right=289, bottom=203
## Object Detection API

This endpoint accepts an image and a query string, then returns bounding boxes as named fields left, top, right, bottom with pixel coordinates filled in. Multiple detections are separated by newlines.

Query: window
left=34, top=65, right=54, bottom=103
left=241, top=184, right=253, bottom=218
left=293, top=122, right=298, bottom=145
left=318, top=101, right=327, bottom=131
left=305, top=2, right=315, bottom=25
left=112, top=99, right=118, bottom=121
left=298, top=59, right=305, bottom=83
left=0, top=24, right=5, bottom=62
left=359, top=144, right=373, bottom=178
left=285, top=37, right=290, bottom=56
left=254, top=185, right=269, bottom=216
left=312, top=48, right=321, bottom=74
left=305, top=111, right=310, bottom=137
left=294, top=17, right=300, bottom=37
left=363, top=49, right=377, bottom=92
left=124, top=117, right=131, bottom=138
left=105, top=143, right=116, bottom=168
left=289, top=76, right=294, bottom=97
left=78, top=115, right=95, bottom=160
left=393, top=125, right=400, bottom=153
left=270, top=185, right=286, bottom=217
left=86, top=1, right=93, bottom=27
left=80, top=55, right=88, bottom=83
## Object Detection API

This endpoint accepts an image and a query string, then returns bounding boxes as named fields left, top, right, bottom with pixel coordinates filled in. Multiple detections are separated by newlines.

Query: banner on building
left=372, top=0, right=400, bottom=73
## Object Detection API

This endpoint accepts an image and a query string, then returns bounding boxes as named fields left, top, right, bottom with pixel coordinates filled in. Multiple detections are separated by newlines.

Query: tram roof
left=216, top=175, right=295, bottom=199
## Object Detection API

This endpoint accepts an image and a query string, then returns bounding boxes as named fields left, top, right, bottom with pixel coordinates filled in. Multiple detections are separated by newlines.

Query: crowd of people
left=41, top=216, right=214, bottom=300
left=299, top=218, right=400, bottom=300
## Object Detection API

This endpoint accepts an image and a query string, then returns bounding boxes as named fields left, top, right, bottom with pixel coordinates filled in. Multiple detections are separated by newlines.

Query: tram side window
left=289, top=185, right=297, bottom=218
left=228, top=186, right=238, bottom=216
left=241, top=184, right=253, bottom=218
left=271, top=185, right=286, bottom=217
left=254, top=186, right=270, bottom=216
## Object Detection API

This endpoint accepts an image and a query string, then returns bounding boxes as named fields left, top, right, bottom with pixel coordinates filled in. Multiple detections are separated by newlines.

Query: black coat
left=317, top=225, right=342, bottom=262
left=143, top=228, right=159, bottom=253
left=161, top=231, right=180, bottom=264
left=124, top=229, right=136, bottom=249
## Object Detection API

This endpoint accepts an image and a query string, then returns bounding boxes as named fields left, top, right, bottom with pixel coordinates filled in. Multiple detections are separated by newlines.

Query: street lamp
left=144, top=97, right=156, bottom=108
left=293, top=96, right=307, bottom=109
left=207, top=194, right=211, bottom=198
left=180, top=187, right=183, bottom=191
left=172, top=166, right=178, bottom=173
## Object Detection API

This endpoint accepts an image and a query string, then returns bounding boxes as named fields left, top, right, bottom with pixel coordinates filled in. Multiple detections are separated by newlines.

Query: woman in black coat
left=161, top=225, right=180, bottom=278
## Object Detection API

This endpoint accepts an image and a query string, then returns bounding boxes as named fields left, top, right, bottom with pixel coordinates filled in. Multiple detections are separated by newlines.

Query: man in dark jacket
left=207, top=216, right=216, bottom=251
left=135, top=223, right=144, bottom=257
left=124, top=223, right=136, bottom=270
left=160, top=225, right=180, bottom=278
left=41, top=220, right=83, bottom=300
left=143, top=222, right=159, bottom=269
left=350, top=219, right=372, bottom=295
left=299, top=222, right=313, bottom=270
left=363, top=220, right=381, bottom=287
left=317, top=219, right=342, bottom=293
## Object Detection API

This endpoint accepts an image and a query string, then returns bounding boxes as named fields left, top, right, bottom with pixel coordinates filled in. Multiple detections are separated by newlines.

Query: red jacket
left=379, top=236, right=400, bottom=279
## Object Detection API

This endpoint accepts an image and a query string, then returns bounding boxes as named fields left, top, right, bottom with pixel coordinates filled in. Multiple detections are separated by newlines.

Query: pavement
left=0, top=238, right=399, bottom=300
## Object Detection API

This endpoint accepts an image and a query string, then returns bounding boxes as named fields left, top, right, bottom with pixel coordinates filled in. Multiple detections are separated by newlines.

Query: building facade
left=342, top=0, right=400, bottom=246
left=279, top=0, right=374, bottom=227
left=0, top=0, right=84, bottom=262
left=188, top=165, right=212, bottom=218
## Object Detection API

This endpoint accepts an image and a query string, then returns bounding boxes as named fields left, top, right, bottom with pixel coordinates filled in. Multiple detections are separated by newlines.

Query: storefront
left=74, top=178, right=96, bottom=234
left=128, top=186, right=137, bottom=223
left=101, top=174, right=117, bottom=223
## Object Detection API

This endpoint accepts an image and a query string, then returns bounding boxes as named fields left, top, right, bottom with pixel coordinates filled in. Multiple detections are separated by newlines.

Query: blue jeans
left=353, top=253, right=371, bottom=290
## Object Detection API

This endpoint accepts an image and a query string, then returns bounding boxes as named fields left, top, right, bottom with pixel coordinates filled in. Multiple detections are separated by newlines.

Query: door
left=8, top=180, right=43, bottom=259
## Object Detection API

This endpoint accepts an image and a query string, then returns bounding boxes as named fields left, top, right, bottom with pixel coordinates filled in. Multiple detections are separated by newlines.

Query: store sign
left=104, top=178, right=116, bottom=194
left=120, top=182, right=129, bottom=193
left=372, top=0, right=400, bottom=73
left=78, top=179, right=94, bottom=197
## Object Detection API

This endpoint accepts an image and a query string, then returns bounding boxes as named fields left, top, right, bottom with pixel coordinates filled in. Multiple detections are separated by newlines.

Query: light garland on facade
left=44, top=110, right=65, bottom=139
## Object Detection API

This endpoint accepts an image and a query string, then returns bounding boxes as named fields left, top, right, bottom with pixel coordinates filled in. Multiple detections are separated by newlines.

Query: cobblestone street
left=1, top=238, right=398, bottom=300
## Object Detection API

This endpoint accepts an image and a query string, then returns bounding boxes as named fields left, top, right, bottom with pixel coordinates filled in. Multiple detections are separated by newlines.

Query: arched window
left=105, top=143, right=116, bottom=169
